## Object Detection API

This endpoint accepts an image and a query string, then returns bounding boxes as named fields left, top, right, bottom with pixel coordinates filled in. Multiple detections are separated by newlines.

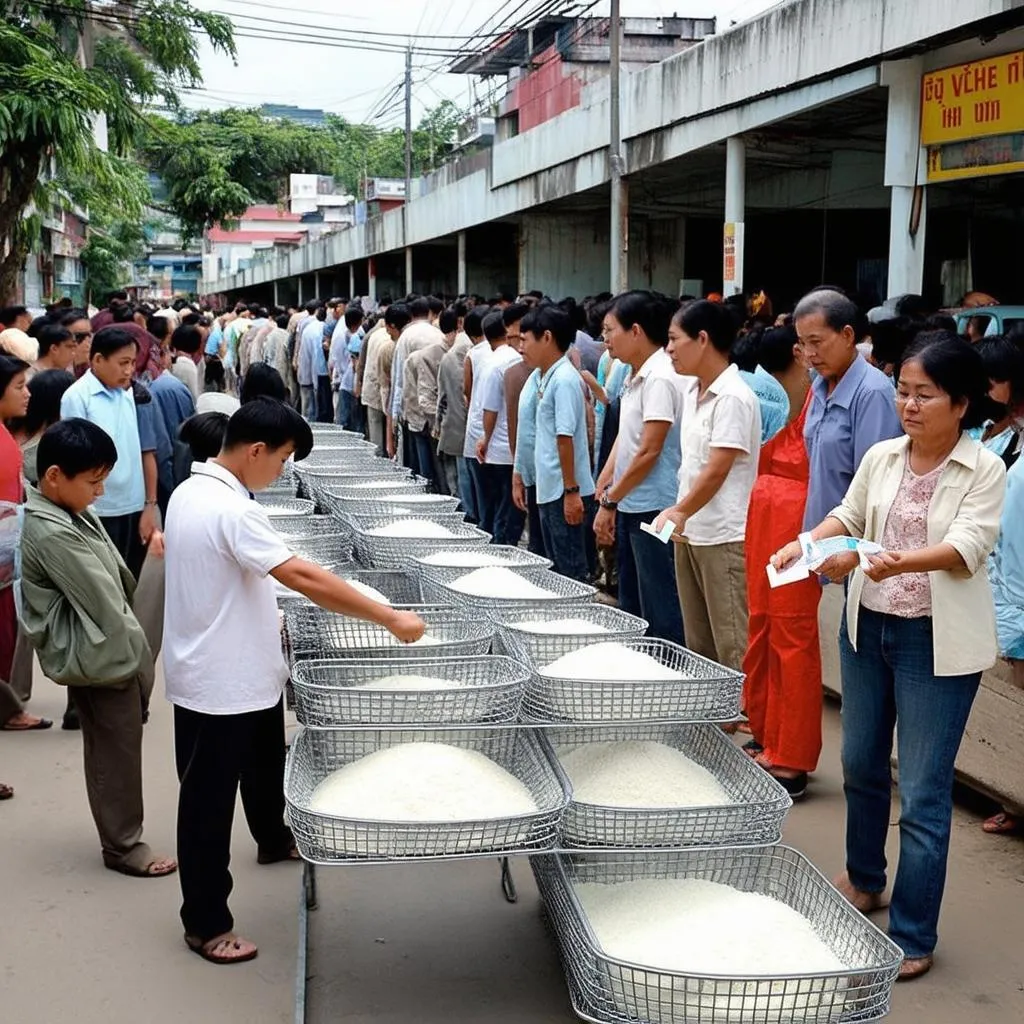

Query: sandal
left=257, top=844, right=301, bottom=865
left=897, top=955, right=933, bottom=981
left=185, top=933, right=259, bottom=966
left=0, top=782, right=13, bottom=800
left=105, top=855, right=178, bottom=878
left=982, top=812, right=1021, bottom=835
left=742, top=739, right=764, bottom=757
left=2, top=714, right=53, bottom=731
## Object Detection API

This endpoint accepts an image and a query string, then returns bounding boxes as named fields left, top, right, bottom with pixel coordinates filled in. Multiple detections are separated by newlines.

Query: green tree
left=0, top=1, right=234, bottom=302
left=79, top=204, right=148, bottom=305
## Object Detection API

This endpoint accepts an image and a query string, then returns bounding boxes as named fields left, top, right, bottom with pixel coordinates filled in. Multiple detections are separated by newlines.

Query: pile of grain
left=369, top=519, right=456, bottom=538
left=450, top=566, right=555, bottom=599
left=556, top=740, right=730, bottom=807
left=308, top=742, right=537, bottom=820
left=378, top=493, right=452, bottom=504
left=352, top=673, right=459, bottom=691
left=422, top=550, right=517, bottom=567
left=351, top=479, right=415, bottom=490
left=576, top=878, right=847, bottom=1019
left=340, top=579, right=392, bottom=605
left=515, top=618, right=609, bottom=635
left=540, top=642, right=681, bottom=680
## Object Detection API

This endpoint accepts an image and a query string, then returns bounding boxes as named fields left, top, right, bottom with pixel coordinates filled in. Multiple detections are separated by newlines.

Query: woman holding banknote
left=772, top=331, right=1005, bottom=981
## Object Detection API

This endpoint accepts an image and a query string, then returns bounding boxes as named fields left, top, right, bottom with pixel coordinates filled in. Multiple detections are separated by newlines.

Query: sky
left=187, top=0, right=780, bottom=126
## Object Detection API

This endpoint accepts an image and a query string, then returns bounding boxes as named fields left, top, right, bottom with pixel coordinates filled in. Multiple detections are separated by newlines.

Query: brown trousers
left=673, top=540, right=748, bottom=671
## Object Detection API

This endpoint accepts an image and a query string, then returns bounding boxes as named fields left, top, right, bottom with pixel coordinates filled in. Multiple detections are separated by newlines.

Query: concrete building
left=206, top=0, right=1024, bottom=314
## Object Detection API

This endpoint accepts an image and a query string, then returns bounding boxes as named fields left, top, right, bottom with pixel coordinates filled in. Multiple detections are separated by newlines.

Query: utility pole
left=608, top=0, right=628, bottom=294
left=404, top=46, right=413, bottom=206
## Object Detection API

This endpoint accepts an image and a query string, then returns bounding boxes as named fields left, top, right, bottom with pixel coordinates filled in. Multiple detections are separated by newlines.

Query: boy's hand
left=148, top=530, right=165, bottom=558
left=139, top=506, right=160, bottom=545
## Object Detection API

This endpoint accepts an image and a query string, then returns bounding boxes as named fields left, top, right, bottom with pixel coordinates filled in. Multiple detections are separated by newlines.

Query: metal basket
left=275, top=561, right=357, bottom=606
left=352, top=518, right=491, bottom=569
left=330, top=492, right=463, bottom=519
left=542, top=724, right=791, bottom=850
left=285, top=727, right=571, bottom=862
left=342, top=508, right=468, bottom=531
left=284, top=531, right=355, bottom=566
left=262, top=477, right=298, bottom=497
left=255, top=495, right=316, bottom=517
left=422, top=566, right=596, bottom=619
left=289, top=654, right=529, bottom=726
left=410, top=544, right=552, bottom=576
left=321, top=477, right=431, bottom=506
left=496, top=604, right=649, bottom=664
left=523, top=638, right=743, bottom=724
left=310, top=425, right=365, bottom=439
left=276, top=514, right=347, bottom=540
left=301, top=446, right=382, bottom=467
left=283, top=604, right=495, bottom=662
left=532, top=848, right=903, bottom=1024
left=333, top=569, right=429, bottom=606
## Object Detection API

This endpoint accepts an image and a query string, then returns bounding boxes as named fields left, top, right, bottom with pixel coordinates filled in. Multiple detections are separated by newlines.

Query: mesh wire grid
left=276, top=514, right=350, bottom=541
left=532, top=848, right=902, bottom=1024
left=283, top=604, right=494, bottom=663
left=284, top=531, right=355, bottom=566
left=421, top=566, right=597, bottom=618
left=341, top=508, right=468, bottom=531
left=541, top=724, right=791, bottom=850
left=496, top=604, right=650, bottom=664
left=275, top=560, right=357, bottom=608
left=329, top=492, right=463, bottom=518
left=410, top=545, right=552, bottom=575
left=284, top=726, right=571, bottom=862
left=289, top=654, right=530, bottom=726
left=523, top=637, right=744, bottom=723
left=254, top=495, right=315, bottom=516
left=352, top=517, right=492, bottom=569
left=332, top=568, right=429, bottom=606
left=320, top=477, right=431, bottom=507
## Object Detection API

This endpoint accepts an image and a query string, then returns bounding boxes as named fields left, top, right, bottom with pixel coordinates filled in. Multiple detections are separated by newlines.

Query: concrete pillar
left=296, top=276, right=305, bottom=305
left=368, top=257, right=377, bottom=304
left=273, top=279, right=281, bottom=308
left=405, top=246, right=413, bottom=296
left=457, top=231, right=467, bottom=295
left=348, top=263, right=356, bottom=300
left=315, top=271, right=326, bottom=300
left=723, top=136, right=746, bottom=297
left=882, top=58, right=927, bottom=298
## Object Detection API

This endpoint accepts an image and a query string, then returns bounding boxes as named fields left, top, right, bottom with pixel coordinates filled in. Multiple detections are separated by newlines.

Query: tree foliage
left=0, top=0, right=234, bottom=302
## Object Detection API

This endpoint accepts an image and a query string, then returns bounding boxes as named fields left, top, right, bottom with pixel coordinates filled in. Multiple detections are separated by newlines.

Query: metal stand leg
left=499, top=857, right=518, bottom=903
left=295, top=862, right=317, bottom=1024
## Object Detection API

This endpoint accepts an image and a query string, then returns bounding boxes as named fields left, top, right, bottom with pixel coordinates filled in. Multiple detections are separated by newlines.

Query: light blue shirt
left=534, top=356, right=595, bottom=506
left=60, top=371, right=145, bottom=517
left=739, top=365, right=789, bottom=444
left=205, top=323, right=222, bottom=357
left=513, top=369, right=541, bottom=487
left=803, top=355, right=903, bottom=530
left=992, top=456, right=1024, bottom=658
left=298, top=319, right=326, bottom=386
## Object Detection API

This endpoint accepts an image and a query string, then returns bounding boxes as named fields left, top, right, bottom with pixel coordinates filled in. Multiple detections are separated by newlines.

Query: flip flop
left=0, top=782, right=13, bottom=800
left=982, top=811, right=1021, bottom=835
left=185, top=934, right=259, bottom=965
left=105, top=857, right=178, bottom=878
left=2, top=717, right=53, bottom=731
left=257, top=845, right=301, bottom=865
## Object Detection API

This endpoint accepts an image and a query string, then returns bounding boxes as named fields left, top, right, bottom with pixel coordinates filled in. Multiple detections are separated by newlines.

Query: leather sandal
left=897, top=955, right=933, bottom=981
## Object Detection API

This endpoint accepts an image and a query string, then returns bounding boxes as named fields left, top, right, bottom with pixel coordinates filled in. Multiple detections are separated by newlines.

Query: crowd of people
left=1, top=279, right=1022, bottom=977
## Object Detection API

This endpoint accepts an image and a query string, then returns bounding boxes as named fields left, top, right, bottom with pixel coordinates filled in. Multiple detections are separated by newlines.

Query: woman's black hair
left=240, top=363, right=287, bottom=405
left=975, top=335, right=1024, bottom=407
left=179, top=411, right=229, bottom=463
left=672, top=299, right=738, bottom=354
left=0, top=353, right=30, bottom=398
left=899, top=331, right=989, bottom=430
left=37, top=418, right=118, bottom=478
left=223, top=396, right=313, bottom=461
left=204, top=357, right=226, bottom=392
left=608, top=290, right=677, bottom=347
left=9, top=369, right=74, bottom=436
left=732, top=323, right=799, bottom=374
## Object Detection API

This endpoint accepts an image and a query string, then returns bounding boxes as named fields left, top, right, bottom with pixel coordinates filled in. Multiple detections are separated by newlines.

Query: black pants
left=99, top=512, right=145, bottom=580
left=315, top=376, right=334, bottom=423
left=173, top=698, right=293, bottom=941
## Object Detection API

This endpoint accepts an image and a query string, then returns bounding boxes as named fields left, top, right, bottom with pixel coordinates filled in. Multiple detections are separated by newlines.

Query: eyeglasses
left=895, top=392, right=939, bottom=407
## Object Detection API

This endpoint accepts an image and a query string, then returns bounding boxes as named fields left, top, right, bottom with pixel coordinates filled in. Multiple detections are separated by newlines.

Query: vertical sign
left=723, top=222, right=745, bottom=296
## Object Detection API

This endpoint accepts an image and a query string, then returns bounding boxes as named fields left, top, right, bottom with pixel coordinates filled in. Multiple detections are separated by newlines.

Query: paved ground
left=3, top=668, right=1023, bottom=1024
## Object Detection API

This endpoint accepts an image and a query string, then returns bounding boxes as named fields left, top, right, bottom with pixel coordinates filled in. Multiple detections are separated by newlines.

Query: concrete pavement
left=2, top=669, right=1022, bottom=1024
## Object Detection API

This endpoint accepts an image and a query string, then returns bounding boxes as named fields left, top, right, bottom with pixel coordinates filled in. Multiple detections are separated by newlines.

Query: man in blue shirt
left=150, top=346, right=197, bottom=512
left=296, top=302, right=324, bottom=422
left=520, top=305, right=595, bottom=581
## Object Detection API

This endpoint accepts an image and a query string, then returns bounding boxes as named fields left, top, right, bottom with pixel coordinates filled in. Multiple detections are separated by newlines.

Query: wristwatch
left=599, top=487, right=617, bottom=510
left=563, top=485, right=581, bottom=496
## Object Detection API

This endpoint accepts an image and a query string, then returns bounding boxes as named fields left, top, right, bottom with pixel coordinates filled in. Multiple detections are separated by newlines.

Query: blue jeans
left=839, top=608, right=980, bottom=958
left=335, top=388, right=348, bottom=426
left=616, top=510, right=685, bottom=644
left=411, top=428, right=438, bottom=491
left=299, top=384, right=316, bottom=422
left=477, top=464, right=524, bottom=546
left=336, top=389, right=358, bottom=428
left=538, top=495, right=595, bottom=581
left=459, top=457, right=480, bottom=523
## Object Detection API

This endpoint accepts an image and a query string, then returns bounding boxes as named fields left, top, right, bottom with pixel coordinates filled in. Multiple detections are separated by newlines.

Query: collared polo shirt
left=390, top=321, right=444, bottom=420
left=463, top=341, right=494, bottom=459
left=614, top=348, right=686, bottom=514
left=162, top=460, right=294, bottom=715
left=802, top=354, right=903, bottom=530
left=535, top=356, right=595, bottom=505
left=481, top=345, right=522, bottom=466
left=513, top=369, right=541, bottom=487
left=60, top=370, right=145, bottom=517
left=677, top=363, right=761, bottom=546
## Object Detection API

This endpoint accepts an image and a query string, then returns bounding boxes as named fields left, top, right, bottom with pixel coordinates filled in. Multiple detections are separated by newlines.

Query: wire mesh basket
left=310, top=425, right=366, bottom=440
left=541, top=724, right=791, bottom=850
left=275, top=560, right=357, bottom=606
left=496, top=604, right=649, bottom=664
left=409, top=544, right=552, bottom=575
left=289, top=654, right=530, bottom=726
left=285, top=726, right=571, bottom=862
left=276, top=514, right=348, bottom=540
left=301, top=446, right=383, bottom=467
left=422, top=566, right=597, bottom=618
left=262, top=476, right=298, bottom=497
left=532, top=848, right=903, bottom=1024
left=352, top=518, right=492, bottom=569
left=523, top=638, right=744, bottom=724
left=284, top=530, right=355, bottom=566
left=255, top=495, right=315, bottom=517
left=341, top=508, right=468, bottom=531
left=329, top=492, right=463, bottom=519
left=332, top=569, right=429, bottom=606
left=283, top=604, right=495, bottom=662
left=321, top=477, right=431, bottom=507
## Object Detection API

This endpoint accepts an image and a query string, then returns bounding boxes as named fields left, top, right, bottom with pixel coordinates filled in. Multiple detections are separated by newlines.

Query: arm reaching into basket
left=272, top=558, right=425, bottom=643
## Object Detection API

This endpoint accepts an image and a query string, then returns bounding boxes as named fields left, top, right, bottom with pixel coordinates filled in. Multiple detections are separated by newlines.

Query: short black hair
left=344, top=307, right=364, bottom=330
left=673, top=300, right=738, bottom=354
left=171, top=324, right=203, bottom=355
left=438, top=309, right=458, bottom=335
left=521, top=306, right=575, bottom=352
left=609, top=290, right=677, bottom=347
left=240, top=363, right=287, bottom=404
left=409, top=297, right=430, bottom=319
left=59, top=308, right=90, bottom=329
left=976, top=335, right=1024, bottom=405
left=105, top=290, right=128, bottom=306
left=502, top=302, right=531, bottom=327
left=794, top=289, right=867, bottom=342
left=899, top=331, right=989, bottom=430
left=427, top=296, right=444, bottom=316
left=179, top=411, right=229, bottom=463
left=223, top=397, right=313, bottom=460
left=384, top=303, right=412, bottom=332
left=111, top=304, right=136, bottom=324
left=91, top=326, right=138, bottom=360
left=304, top=299, right=320, bottom=314
left=482, top=311, right=507, bottom=343
left=37, top=418, right=118, bottom=479
left=147, top=315, right=171, bottom=341
left=464, top=307, right=489, bottom=339
left=276, top=313, right=290, bottom=329
left=0, top=305, right=28, bottom=326
left=27, top=315, right=50, bottom=339
left=0, top=353, right=30, bottom=395
left=36, top=323, right=74, bottom=357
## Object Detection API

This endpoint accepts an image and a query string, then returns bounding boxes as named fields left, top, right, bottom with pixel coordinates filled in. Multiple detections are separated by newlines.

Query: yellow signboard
left=926, top=133, right=1024, bottom=182
left=921, top=50, right=1024, bottom=146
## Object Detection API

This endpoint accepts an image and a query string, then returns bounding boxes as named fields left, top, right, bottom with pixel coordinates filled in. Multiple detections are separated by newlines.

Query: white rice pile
left=557, top=740, right=730, bottom=807
left=369, top=519, right=456, bottom=538
left=422, top=550, right=517, bottom=567
left=352, top=673, right=459, bottom=691
left=576, top=878, right=847, bottom=1021
left=378, top=493, right=452, bottom=504
left=515, top=617, right=609, bottom=635
left=450, top=566, right=555, bottom=599
left=341, top=579, right=392, bottom=605
left=351, top=479, right=414, bottom=490
left=308, top=742, right=537, bottom=821
left=540, top=642, right=682, bottom=680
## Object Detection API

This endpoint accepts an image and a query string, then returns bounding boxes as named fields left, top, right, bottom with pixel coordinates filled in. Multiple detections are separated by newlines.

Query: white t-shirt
left=462, top=341, right=494, bottom=459
left=677, top=363, right=761, bottom=546
left=163, top=461, right=294, bottom=714
left=480, top=345, right=522, bottom=466
left=196, top=391, right=241, bottom=416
